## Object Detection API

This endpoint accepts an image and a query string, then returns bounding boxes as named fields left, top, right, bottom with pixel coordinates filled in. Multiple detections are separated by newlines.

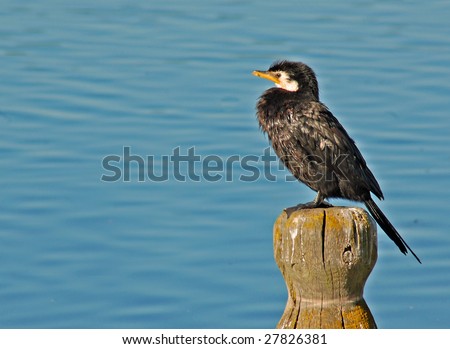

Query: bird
left=252, top=60, right=421, bottom=263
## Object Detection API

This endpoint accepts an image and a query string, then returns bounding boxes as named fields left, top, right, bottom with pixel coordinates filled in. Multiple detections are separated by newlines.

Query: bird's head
left=252, top=60, right=319, bottom=99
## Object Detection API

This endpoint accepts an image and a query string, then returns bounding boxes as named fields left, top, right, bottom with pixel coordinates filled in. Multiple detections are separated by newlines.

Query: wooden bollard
left=274, top=206, right=377, bottom=329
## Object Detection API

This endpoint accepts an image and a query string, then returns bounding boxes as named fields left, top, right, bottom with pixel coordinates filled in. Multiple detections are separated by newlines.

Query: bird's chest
left=263, top=111, right=328, bottom=170
left=260, top=103, right=292, bottom=132
left=262, top=108, right=303, bottom=144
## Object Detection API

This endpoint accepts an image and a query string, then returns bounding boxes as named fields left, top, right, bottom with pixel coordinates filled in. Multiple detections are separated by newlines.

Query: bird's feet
left=284, top=201, right=333, bottom=218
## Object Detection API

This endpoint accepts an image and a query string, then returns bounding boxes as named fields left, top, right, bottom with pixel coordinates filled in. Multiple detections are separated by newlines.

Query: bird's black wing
left=283, top=101, right=384, bottom=201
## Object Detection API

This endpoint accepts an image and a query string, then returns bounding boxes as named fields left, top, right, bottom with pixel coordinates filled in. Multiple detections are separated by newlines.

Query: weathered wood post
left=274, top=206, right=377, bottom=329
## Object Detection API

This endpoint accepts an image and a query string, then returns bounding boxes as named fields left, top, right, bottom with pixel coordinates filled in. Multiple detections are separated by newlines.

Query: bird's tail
left=365, top=198, right=421, bottom=264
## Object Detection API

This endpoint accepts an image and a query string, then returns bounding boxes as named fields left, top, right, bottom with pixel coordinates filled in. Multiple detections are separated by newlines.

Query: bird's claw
left=284, top=201, right=333, bottom=218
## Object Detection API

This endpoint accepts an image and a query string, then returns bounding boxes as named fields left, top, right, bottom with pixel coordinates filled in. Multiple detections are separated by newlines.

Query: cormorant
left=253, top=60, right=421, bottom=263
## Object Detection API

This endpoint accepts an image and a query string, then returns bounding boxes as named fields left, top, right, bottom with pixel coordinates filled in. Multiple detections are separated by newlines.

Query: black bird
left=253, top=60, right=421, bottom=263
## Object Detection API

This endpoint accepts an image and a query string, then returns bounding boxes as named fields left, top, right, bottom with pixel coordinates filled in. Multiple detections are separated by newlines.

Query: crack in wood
left=321, top=210, right=326, bottom=267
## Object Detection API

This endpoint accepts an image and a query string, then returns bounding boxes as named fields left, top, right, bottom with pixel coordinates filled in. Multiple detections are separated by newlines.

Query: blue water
left=1, top=0, right=450, bottom=329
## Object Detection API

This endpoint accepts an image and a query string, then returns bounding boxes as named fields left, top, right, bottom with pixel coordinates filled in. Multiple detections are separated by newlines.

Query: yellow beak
left=252, top=70, right=281, bottom=84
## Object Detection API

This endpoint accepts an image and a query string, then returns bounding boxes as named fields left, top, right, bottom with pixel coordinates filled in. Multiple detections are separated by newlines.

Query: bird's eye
left=275, top=73, right=282, bottom=78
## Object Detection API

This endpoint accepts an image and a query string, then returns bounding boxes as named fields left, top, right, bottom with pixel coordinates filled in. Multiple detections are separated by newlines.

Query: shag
left=253, top=60, right=420, bottom=263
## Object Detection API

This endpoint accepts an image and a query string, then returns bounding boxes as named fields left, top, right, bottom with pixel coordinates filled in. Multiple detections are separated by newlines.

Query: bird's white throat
left=275, top=71, right=299, bottom=92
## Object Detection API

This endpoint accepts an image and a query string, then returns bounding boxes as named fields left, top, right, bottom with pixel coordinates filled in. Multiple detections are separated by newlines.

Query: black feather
left=365, top=198, right=421, bottom=263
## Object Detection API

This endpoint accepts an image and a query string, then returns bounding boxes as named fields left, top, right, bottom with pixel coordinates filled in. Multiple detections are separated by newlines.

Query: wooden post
left=274, top=206, right=377, bottom=329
